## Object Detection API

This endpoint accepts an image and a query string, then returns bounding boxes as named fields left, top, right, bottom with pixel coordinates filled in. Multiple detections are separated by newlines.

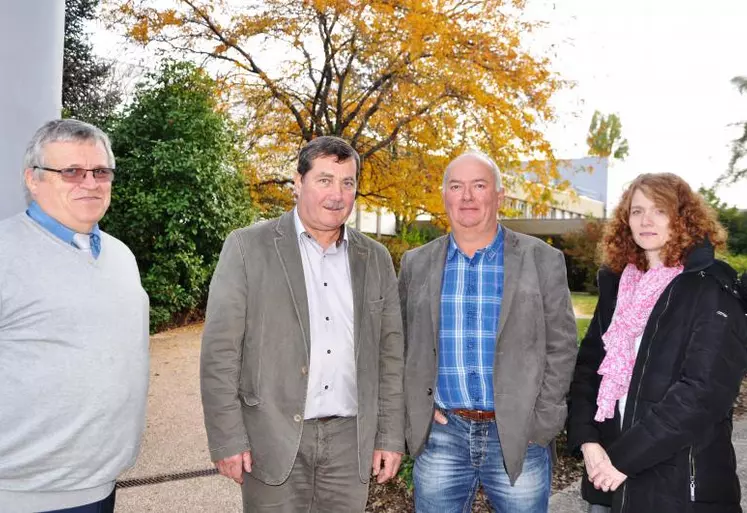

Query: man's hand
left=588, top=458, right=627, bottom=492
left=433, top=410, right=448, bottom=425
left=371, top=450, right=403, bottom=484
left=215, top=451, right=252, bottom=484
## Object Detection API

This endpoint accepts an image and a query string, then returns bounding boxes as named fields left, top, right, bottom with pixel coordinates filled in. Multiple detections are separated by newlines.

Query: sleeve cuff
left=209, top=438, right=251, bottom=462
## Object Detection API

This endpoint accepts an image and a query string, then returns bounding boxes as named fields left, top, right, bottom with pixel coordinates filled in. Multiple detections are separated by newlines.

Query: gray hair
left=22, top=119, right=115, bottom=203
left=442, top=150, right=503, bottom=191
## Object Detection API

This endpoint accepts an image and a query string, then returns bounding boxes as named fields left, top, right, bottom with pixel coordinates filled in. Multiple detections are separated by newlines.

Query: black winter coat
left=567, top=241, right=747, bottom=513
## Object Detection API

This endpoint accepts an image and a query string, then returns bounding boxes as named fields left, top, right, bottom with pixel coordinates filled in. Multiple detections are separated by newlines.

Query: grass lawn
left=576, top=317, right=591, bottom=342
left=571, top=292, right=598, bottom=317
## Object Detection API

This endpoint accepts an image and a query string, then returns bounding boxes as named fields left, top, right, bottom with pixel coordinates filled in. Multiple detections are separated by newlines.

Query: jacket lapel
left=429, top=236, right=449, bottom=357
left=347, top=229, right=369, bottom=358
left=496, top=227, right=520, bottom=342
left=274, top=211, right=311, bottom=357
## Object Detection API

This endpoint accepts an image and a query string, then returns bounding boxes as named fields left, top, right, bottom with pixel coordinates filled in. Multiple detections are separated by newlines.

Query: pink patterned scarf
left=594, top=262, right=683, bottom=422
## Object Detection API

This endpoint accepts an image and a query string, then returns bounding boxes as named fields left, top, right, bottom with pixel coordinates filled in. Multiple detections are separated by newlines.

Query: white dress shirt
left=293, top=209, right=358, bottom=419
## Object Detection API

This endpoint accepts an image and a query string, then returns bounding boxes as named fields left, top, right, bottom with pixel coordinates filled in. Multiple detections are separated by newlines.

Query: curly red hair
left=601, top=173, right=727, bottom=273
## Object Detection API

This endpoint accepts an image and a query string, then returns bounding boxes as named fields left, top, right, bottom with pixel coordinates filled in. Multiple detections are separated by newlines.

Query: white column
left=0, top=0, right=65, bottom=220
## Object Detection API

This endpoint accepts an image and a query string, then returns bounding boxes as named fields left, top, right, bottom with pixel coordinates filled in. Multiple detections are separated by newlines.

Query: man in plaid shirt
left=399, top=150, right=577, bottom=513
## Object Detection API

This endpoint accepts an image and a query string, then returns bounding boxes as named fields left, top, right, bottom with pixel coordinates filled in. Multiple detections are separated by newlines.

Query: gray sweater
left=0, top=214, right=150, bottom=512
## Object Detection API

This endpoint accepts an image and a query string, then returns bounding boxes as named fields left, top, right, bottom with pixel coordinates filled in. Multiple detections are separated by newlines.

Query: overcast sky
left=524, top=0, right=747, bottom=208
left=92, top=0, right=747, bottom=208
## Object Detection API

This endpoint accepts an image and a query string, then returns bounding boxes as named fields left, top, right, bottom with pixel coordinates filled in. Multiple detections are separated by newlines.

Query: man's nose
left=330, top=181, right=344, bottom=198
left=79, top=170, right=98, bottom=188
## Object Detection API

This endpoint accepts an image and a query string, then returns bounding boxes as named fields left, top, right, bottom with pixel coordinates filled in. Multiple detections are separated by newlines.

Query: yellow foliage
left=106, top=0, right=565, bottom=224
left=130, top=18, right=150, bottom=43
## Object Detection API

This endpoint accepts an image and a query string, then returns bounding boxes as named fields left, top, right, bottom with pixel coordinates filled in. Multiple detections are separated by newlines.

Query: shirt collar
left=293, top=207, right=348, bottom=247
left=26, top=201, right=102, bottom=257
left=447, top=225, right=504, bottom=261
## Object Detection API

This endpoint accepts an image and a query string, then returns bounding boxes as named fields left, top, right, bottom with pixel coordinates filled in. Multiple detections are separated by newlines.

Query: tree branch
left=181, top=0, right=312, bottom=140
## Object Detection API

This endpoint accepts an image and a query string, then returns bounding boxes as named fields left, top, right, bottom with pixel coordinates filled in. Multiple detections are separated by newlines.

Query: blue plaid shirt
left=436, top=228, right=505, bottom=410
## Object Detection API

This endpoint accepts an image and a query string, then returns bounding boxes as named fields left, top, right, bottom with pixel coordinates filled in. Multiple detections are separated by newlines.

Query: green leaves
left=700, top=187, right=747, bottom=256
left=103, top=60, right=254, bottom=332
left=586, top=110, right=629, bottom=161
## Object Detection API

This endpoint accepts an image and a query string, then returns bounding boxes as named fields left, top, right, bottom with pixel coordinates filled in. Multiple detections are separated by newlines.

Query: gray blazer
left=200, top=211, right=405, bottom=485
left=399, top=228, right=577, bottom=484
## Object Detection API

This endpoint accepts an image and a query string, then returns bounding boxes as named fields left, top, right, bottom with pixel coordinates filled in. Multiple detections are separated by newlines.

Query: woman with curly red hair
left=567, top=173, right=747, bottom=513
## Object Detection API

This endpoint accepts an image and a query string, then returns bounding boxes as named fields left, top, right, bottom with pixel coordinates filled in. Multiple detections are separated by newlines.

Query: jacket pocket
left=531, top=398, right=566, bottom=446
left=368, top=297, right=385, bottom=312
left=240, top=392, right=260, bottom=407
left=686, top=431, right=740, bottom=504
left=367, top=298, right=385, bottom=342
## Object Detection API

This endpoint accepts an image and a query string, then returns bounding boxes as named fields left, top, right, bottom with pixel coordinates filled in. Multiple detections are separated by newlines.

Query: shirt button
left=427, top=388, right=433, bottom=396
left=324, top=385, right=329, bottom=390
left=293, top=414, right=302, bottom=422
left=324, top=282, right=328, bottom=286
left=327, top=349, right=331, bottom=354
left=325, top=316, right=330, bottom=321
left=301, top=366, right=308, bottom=375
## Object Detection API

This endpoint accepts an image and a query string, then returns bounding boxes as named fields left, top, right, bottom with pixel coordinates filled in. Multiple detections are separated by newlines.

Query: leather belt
left=451, top=409, right=495, bottom=422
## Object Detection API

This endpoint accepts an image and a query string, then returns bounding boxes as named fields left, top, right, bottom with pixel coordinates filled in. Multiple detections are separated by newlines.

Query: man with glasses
left=0, top=119, right=149, bottom=513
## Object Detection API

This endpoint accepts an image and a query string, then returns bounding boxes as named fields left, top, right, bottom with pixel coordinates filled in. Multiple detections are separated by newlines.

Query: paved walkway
left=116, top=325, right=241, bottom=512
left=118, top=324, right=747, bottom=512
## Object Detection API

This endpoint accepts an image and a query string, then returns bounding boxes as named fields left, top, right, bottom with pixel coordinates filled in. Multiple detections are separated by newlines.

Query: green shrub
left=104, top=61, right=253, bottom=332
left=721, top=253, right=747, bottom=274
left=559, top=220, right=605, bottom=293
left=397, top=454, right=414, bottom=491
left=374, top=237, right=415, bottom=274
left=371, top=225, right=444, bottom=273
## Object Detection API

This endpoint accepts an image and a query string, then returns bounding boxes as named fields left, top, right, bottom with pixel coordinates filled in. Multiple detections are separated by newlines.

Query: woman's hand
left=581, top=442, right=609, bottom=473
left=588, top=458, right=628, bottom=492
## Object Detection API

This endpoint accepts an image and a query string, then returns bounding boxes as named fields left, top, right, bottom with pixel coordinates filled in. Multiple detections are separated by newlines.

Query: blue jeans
left=414, top=411, right=551, bottom=513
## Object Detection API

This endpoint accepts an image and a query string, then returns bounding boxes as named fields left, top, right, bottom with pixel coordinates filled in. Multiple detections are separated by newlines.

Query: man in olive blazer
left=201, top=137, right=405, bottom=513
left=399, top=151, right=577, bottom=512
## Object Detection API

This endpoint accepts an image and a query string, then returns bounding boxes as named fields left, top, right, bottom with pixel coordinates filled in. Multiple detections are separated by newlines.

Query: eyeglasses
left=33, top=166, right=115, bottom=183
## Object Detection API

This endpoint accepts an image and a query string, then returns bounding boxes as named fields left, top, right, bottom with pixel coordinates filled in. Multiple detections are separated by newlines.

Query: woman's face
left=628, top=188, right=671, bottom=266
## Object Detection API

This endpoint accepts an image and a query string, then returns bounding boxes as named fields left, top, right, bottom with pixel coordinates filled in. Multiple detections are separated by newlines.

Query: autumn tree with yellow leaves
left=107, top=0, right=565, bottom=228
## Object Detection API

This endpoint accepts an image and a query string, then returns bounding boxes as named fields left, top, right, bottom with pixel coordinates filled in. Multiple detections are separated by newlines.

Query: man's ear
left=24, top=168, right=40, bottom=196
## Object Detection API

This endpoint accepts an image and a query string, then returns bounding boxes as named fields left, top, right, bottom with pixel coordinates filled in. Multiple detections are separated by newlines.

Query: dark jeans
left=41, top=488, right=116, bottom=513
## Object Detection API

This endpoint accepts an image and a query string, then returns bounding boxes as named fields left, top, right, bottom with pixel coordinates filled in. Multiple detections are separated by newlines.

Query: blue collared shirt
left=436, top=228, right=505, bottom=410
left=26, top=202, right=101, bottom=258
